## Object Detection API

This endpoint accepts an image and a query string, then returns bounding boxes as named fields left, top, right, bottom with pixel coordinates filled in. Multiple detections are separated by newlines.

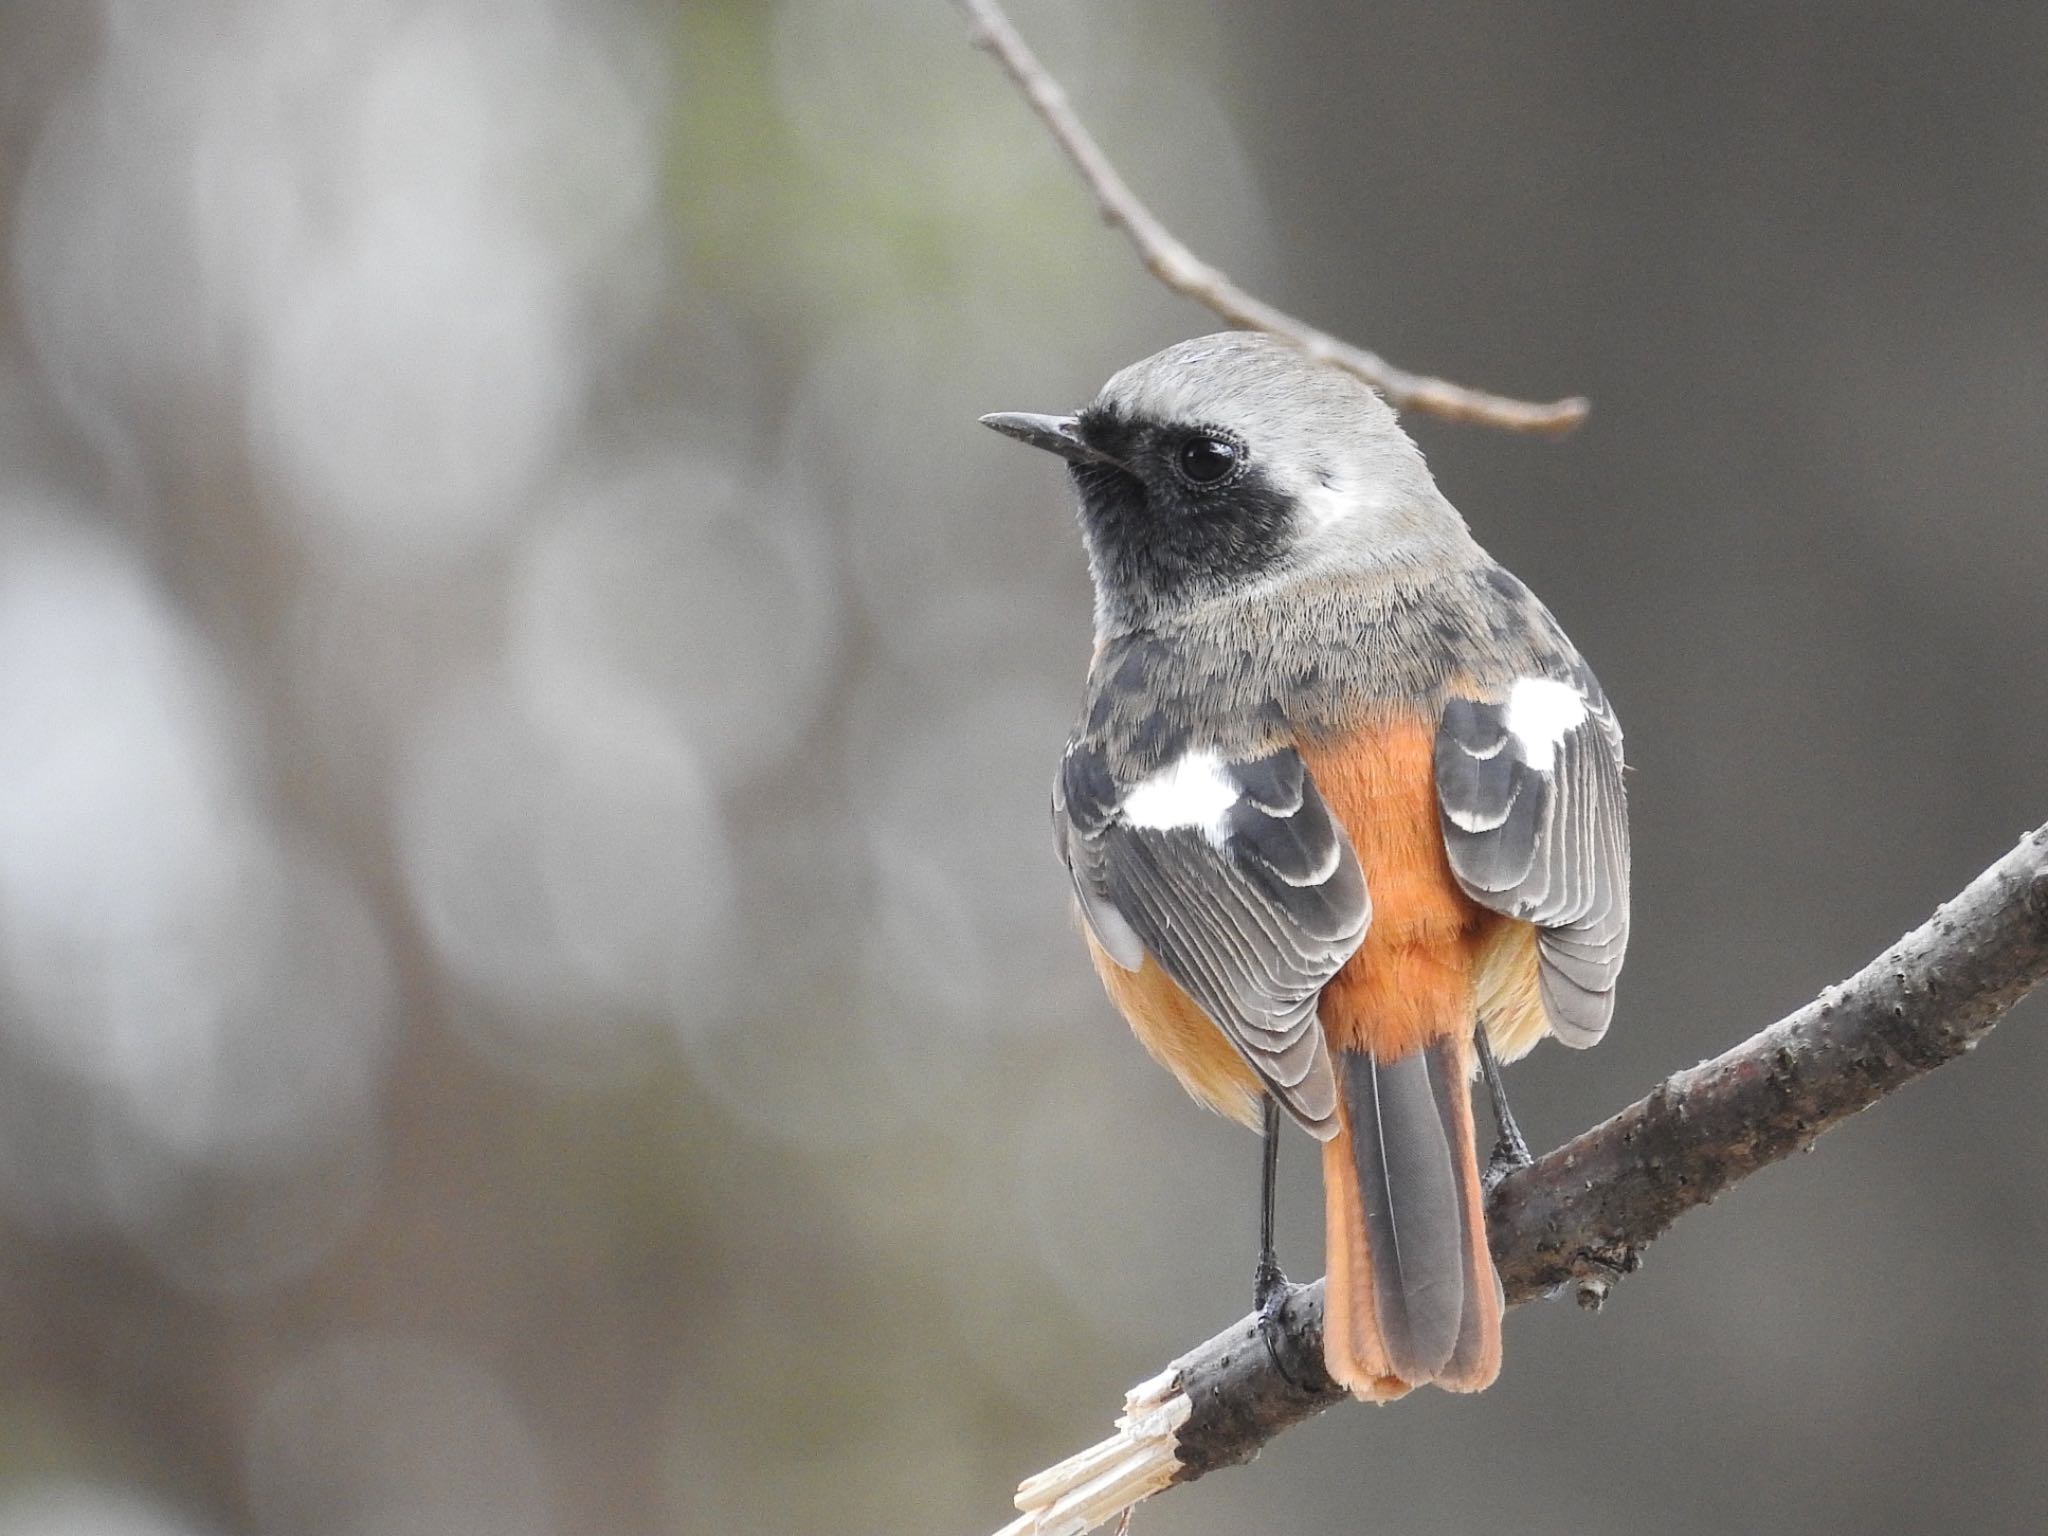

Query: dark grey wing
left=1056, top=741, right=1369, bottom=1139
left=1435, top=661, right=1630, bottom=1046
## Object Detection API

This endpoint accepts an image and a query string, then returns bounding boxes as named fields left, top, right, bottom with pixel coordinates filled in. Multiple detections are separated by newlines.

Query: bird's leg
left=1252, top=1095, right=1309, bottom=1386
left=1253, top=1096, right=1286, bottom=1313
left=1476, top=1026, right=1534, bottom=1192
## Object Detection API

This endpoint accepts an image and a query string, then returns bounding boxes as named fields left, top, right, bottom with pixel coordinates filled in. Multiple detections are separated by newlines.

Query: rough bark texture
left=1167, top=823, right=2048, bottom=1484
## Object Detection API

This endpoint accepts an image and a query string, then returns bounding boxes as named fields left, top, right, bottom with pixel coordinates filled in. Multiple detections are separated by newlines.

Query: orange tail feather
left=1322, top=1033, right=1501, bottom=1399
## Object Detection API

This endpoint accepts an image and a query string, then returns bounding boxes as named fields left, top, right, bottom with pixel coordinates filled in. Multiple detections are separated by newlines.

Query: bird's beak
left=979, top=411, right=1103, bottom=466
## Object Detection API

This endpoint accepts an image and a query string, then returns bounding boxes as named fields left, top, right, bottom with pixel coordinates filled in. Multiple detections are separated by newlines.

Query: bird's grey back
left=1078, top=560, right=1580, bottom=779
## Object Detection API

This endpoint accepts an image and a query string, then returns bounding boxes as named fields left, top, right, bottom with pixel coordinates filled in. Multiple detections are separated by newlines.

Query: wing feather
left=1437, top=665, right=1630, bottom=1047
left=1055, top=742, right=1368, bottom=1138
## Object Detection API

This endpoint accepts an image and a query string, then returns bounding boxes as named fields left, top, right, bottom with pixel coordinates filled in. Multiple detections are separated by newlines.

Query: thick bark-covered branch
left=950, top=0, right=1589, bottom=436
left=993, top=823, right=2048, bottom=1536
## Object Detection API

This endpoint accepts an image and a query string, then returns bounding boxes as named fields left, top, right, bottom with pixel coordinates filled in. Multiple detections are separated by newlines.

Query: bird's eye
left=1174, top=435, right=1241, bottom=487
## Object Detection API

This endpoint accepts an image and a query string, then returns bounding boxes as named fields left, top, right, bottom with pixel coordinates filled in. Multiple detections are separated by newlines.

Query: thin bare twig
left=950, top=0, right=1590, bottom=436
left=988, top=823, right=2048, bottom=1536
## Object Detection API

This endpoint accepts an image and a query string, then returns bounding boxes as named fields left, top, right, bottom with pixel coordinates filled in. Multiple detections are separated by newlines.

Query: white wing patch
left=1121, top=749, right=1237, bottom=844
left=1504, top=676, right=1589, bottom=772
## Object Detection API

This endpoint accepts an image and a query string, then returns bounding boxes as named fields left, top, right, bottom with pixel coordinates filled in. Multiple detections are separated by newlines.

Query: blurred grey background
left=0, top=2, right=2043, bottom=1534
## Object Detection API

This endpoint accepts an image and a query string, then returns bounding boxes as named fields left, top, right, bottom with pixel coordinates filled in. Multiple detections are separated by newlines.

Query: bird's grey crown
left=1093, top=332, right=1402, bottom=450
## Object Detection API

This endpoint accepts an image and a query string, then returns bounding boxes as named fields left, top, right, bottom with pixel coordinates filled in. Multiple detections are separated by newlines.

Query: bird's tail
left=1321, top=1032, right=1502, bottom=1399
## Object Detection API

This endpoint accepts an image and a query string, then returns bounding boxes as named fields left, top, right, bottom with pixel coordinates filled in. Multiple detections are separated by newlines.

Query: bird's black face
left=1063, top=404, right=1296, bottom=616
left=984, top=333, right=1458, bottom=632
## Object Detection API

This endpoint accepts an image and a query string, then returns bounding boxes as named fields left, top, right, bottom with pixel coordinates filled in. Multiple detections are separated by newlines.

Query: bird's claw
left=1253, top=1260, right=1310, bottom=1389
left=1482, top=1133, right=1534, bottom=1195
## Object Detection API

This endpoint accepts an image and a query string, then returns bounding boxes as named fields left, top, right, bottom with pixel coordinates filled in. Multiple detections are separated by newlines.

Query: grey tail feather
left=1340, top=1046, right=1468, bottom=1381
left=1425, top=1033, right=1502, bottom=1383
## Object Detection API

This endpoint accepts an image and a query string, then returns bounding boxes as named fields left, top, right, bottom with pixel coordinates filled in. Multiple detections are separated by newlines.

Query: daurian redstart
left=983, top=333, right=1630, bottom=1399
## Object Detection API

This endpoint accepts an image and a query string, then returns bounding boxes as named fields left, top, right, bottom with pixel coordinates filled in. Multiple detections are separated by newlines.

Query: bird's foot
left=1254, top=1256, right=1288, bottom=1318
left=1253, top=1259, right=1310, bottom=1390
left=1482, top=1131, right=1535, bottom=1195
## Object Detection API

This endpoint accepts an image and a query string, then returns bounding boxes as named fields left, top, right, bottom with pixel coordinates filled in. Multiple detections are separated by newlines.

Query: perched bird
left=982, top=333, right=1629, bottom=1400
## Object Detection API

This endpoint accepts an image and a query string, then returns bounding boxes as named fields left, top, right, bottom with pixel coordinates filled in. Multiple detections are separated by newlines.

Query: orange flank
left=1085, top=937, right=1264, bottom=1129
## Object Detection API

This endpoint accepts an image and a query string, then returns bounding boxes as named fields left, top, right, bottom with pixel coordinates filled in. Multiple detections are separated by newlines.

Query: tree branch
left=990, top=823, right=2048, bottom=1536
left=950, top=0, right=1590, bottom=436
